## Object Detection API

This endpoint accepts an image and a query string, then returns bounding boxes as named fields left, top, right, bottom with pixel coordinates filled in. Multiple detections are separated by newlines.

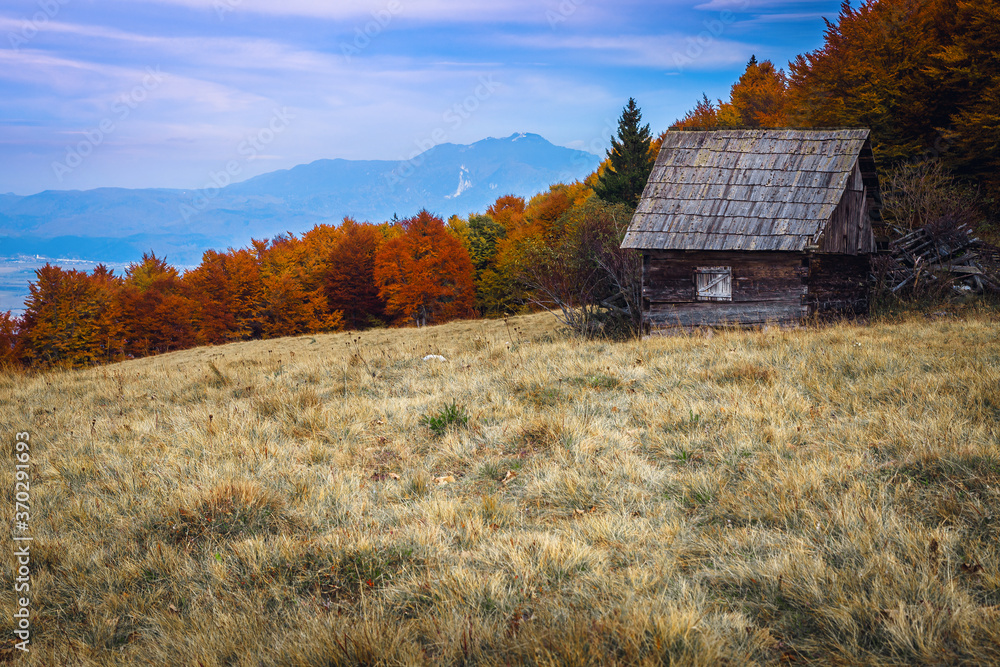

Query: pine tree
left=594, top=98, right=655, bottom=207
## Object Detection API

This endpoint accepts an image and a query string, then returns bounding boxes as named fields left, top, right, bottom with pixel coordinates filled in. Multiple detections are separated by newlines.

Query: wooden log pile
left=876, top=223, right=1000, bottom=295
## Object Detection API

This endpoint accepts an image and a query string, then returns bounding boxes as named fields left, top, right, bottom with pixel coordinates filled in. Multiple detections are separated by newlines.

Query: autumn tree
left=594, top=98, right=656, bottom=207
left=515, top=196, right=639, bottom=337
left=88, top=264, right=125, bottom=362
left=673, top=94, right=723, bottom=129
left=674, top=57, right=787, bottom=129
left=481, top=185, right=597, bottom=316
left=120, top=253, right=196, bottom=356
left=523, top=184, right=587, bottom=239
left=254, top=233, right=342, bottom=338
left=19, top=265, right=109, bottom=367
left=186, top=250, right=238, bottom=344
left=727, top=56, right=788, bottom=127
left=323, top=218, right=386, bottom=329
left=786, top=0, right=960, bottom=163
left=925, top=1, right=1000, bottom=197
left=487, top=195, right=527, bottom=234
left=185, top=248, right=264, bottom=343
left=374, top=210, right=475, bottom=327
left=0, top=311, right=21, bottom=368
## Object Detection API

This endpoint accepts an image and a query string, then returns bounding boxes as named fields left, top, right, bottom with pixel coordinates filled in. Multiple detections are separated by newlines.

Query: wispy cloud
left=736, top=12, right=830, bottom=25
left=506, top=33, right=756, bottom=71
left=693, top=0, right=811, bottom=9
left=129, top=0, right=556, bottom=22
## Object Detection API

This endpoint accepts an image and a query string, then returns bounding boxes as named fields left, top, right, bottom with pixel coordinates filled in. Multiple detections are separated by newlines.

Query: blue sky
left=0, top=0, right=843, bottom=195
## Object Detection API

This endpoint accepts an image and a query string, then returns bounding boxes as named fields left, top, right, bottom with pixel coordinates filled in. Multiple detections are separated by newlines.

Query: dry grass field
left=1, top=310, right=999, bottom=665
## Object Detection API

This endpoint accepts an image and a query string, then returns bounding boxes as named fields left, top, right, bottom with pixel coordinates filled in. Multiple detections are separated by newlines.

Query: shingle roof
left=621, top=128, right=875, bottom=252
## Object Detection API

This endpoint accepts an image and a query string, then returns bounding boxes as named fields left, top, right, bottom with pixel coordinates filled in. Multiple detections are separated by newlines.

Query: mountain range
left=0, top=133, right=600, bottom=265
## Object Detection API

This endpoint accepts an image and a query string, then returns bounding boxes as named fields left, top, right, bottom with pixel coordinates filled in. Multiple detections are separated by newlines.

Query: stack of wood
left=878, top=223, right=999, bottom=295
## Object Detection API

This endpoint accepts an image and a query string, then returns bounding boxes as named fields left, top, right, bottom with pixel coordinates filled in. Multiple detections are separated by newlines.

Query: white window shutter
left=695, top=267, right=732, bottom=301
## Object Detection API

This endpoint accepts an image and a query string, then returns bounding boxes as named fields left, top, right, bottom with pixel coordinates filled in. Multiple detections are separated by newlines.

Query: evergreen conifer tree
left=594, top=98, right=655, bottom=207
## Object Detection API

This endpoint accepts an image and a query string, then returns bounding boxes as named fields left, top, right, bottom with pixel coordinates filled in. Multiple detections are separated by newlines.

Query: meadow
left=1, top=310, right=998, bottom=665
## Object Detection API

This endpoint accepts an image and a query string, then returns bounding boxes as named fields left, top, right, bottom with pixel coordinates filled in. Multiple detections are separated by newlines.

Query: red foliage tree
left=88, top=264, right=125, bottom=362
left=120, top=253, right=196, bottom=356
left=323, top=218, right=386, bottom=329
left=374, top=210, right=475, bottom=327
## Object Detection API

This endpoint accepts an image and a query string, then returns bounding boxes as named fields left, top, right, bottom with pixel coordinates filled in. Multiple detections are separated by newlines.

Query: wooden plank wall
left=806, top=254, right=871, bottom=317
left=644, top=250, right=808, bottom=328
left=820, top=160, right=876, bottom=255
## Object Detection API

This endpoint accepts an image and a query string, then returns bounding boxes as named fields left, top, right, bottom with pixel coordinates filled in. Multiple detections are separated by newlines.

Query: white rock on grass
left=423, top=354, right=448, bottom=362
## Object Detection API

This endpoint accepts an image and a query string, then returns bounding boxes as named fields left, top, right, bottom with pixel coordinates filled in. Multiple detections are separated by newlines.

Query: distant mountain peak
left=0, top=133, right=601, bottom=265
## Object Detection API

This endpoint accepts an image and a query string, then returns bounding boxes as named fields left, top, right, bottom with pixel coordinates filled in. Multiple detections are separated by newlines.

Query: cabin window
left=695, top=267, right=732, bottom=301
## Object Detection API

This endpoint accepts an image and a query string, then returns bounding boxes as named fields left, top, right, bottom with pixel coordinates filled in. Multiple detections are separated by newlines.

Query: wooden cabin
left=621, top=128, right=881, bottom=330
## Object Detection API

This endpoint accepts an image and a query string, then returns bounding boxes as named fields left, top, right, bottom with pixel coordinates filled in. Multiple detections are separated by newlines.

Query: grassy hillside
left=2, top=312, right=999, bottom=665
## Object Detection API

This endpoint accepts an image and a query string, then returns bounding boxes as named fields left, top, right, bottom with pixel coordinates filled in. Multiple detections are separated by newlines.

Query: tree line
left=0, top=178, right=646, bottom=369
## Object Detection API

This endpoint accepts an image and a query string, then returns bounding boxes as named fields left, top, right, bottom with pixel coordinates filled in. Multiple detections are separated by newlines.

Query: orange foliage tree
left=374, top=210, right=475, bottom=326
left=18, top=264, right=122, bottom=367
left=119, top=253, right=196, bottom=357
left=787, top=0, right=1000, bottom=196
left=674, top=56, right=787, bottom=129
left=186, top=250, right=241, bottom=344
left=0, top=310, right=19, bottom=368
left=88, top=264, right=125, bottom=362
left=254, top=234, right=343, bottom=338
left=487, top=195, right=527, bottom=234
left=185, top=248, right=269, bottom=343
left=728, top=56, right=788, bottom=127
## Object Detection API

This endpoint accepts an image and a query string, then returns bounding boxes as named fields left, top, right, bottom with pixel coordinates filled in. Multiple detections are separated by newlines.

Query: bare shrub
left=882, top=160, right=982, bottom=235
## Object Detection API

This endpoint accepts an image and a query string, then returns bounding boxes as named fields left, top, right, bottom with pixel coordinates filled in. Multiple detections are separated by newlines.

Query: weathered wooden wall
left=643, top=250, right=871, bottom=329
left=643, top=250, right=808, bottom=328
left=819, top=160, right=876, bottom=255
left=806, top=254, right=871, bottom=317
